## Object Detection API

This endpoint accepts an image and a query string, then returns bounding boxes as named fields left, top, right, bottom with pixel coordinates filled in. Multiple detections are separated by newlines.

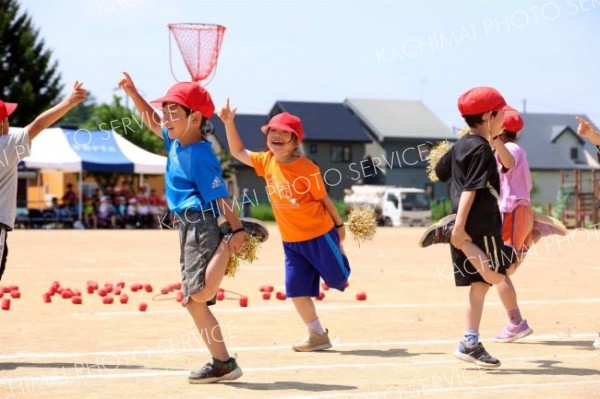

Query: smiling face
left=266, top=128, right=299, bottom=159
left=161, top=102, right=202, bottom=143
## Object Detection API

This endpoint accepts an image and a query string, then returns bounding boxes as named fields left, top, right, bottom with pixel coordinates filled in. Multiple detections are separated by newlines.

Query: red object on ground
left=316, top=292, right=325, bottom=301
left=9, top=285, right=19, bottom=291
left=356, top=292, right=367, bottom=301
left=10, top=291, right=20, bottom=299
left=144, top=284, right=153, bottom=293
left=119, top=294, right=129, bottom=304
left=173, top=282, right=182, bottom=290
left=216, top=291, right=225, bottom=301
left=239, top=296, right=248, bottom=307
left=276, top=291, right=287, bottom=300
left=161, top=287, right=170, bottom=295
left=114, top=288, right=121, bottom=296
left=43, top=293, right=52, bottom=303
left=104, top=284, right=113, bottom=293
left=97, top=289, right=107, bottom=297
left=116, top=281, right=125, bottom=289
left=72, top=296, right=82, bottom=305
left=61, top=289, right=73, bottom=299
left=102, top=296, right=114, bottom=304
left=138, top=302, right=148, bottom=312
left=2, top=299, right=10, bottom=310
left=86, top=286, right=95, bottom=294
left=73, top=289, right=81, bottom=297
left=345, top=281, right=350, bottom=288
left=130, top=284, right=142, bottom=292
left=176, top=291, right=184, bottom=302
left=1, top=287, right=10, bottom=294
left=262, top=292, right=271, bottom=300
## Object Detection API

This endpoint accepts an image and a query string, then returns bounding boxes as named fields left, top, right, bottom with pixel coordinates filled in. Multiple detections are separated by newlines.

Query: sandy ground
left=0, top=225, right=599, bottom=399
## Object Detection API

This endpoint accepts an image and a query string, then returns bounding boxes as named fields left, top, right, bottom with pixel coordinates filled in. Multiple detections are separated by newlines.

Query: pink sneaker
left=533, top=214, right=567, bottom=237
left=494, top=320, right=533, bottom=343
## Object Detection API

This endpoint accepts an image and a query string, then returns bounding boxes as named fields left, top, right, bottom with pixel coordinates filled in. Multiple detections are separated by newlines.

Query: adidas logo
left=211, top=176, right=223, bottom=189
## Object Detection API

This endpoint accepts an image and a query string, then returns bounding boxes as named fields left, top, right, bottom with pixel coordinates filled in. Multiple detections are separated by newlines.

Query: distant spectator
left=62, top=183, right=77, bottom=208
left=98, top=196, right=119, bottom=228
left=127, top=197, right=138, bottom=226
left=137, top=197, right=153, bottom=228
left=84, top=197, right=97, bottom=229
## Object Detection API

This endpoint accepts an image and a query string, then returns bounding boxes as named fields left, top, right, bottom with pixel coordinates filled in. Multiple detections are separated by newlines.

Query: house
left=210, top=101, right=373, bottom=201
left=518, top=113, right=600, bottom=207
left=345, top=99, right=456, bottom=199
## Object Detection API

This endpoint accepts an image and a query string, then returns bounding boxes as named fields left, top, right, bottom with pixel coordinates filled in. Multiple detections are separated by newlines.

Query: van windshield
left=401, top=192, right=430, bottom=211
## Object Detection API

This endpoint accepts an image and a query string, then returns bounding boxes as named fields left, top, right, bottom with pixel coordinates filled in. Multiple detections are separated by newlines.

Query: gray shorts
left=178, top=211, right=223, bottom=305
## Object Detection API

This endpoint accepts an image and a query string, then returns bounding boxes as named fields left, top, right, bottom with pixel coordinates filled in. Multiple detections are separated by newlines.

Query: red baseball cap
left=458, top=87, right=512, bottom=116
left=0, top=100, right=18, bottom=121
left=503, top=106, right=524, bottom=133
left=151, top=82, right=214, bottom=119
left=261, top=112, right=304, bottom=142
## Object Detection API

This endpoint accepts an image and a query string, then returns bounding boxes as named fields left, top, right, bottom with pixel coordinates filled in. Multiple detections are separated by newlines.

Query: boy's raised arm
left=218, top=99, right=253, bottom=166
left=118, top=72, right=163, bottom=138
left=26, top=81, right=87, bottom=140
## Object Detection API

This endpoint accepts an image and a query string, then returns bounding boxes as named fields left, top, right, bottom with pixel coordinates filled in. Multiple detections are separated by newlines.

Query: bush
left=250, top=203, right=275, bottom=221
left=431, top=197, right=452, bottom=222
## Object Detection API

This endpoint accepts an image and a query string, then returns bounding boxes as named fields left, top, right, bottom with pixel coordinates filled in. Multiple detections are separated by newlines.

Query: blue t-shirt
left=162, top=128, right=229, bottom=215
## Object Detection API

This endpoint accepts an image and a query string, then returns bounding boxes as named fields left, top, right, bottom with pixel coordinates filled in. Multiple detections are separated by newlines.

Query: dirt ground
left=0, top=225, right=599, bottom=399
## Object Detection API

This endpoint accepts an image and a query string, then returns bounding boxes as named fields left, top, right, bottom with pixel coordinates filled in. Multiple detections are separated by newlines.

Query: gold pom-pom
left=346, top=206, right=377, bottom=245
left=225, top=234, right=260, bottom=277
left=426, top=140, right=453, bottom=182
left=458, top=125, right=471, bottom=138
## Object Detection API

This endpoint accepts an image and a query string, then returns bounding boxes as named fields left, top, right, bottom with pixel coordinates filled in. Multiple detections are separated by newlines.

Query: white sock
left=306, top=318, right=324, bottom=335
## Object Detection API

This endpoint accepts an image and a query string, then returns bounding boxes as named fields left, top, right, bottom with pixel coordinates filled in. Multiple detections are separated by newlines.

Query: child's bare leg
left=190, top=240, right=230, bottom=303
left=496, top=275, right=517, bottom=311
left=466, top=282, right=490, bottom=331
left=460, top=241, right=505, bottom=285
left=292, top=296, right=318, bottom=325
left=186, top=300, right=230, bottom=361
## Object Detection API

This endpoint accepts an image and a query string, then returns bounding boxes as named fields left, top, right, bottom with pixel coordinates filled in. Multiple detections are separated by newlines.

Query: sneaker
left=533, top=213, right=567, bottom=237
left=188, top=357, right=243, bottom=384
left=292, top=329, right=332, bottom=352
left=494, top=320, right=533, bottom=343
left=454, top=340, right=501, bottom=368
left=419, top=214, right=456, bottom=248
left=593, top=333, right=600, bottom=349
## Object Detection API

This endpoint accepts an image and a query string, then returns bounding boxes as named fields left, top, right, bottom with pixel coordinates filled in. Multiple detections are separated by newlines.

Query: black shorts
left=451, top=234, right=514, bottom=287
left=0, top=226, right=8, bottom=282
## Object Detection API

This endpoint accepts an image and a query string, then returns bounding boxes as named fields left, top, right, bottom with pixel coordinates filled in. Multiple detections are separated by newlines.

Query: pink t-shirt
left=496, top=142, right=532, bottom=213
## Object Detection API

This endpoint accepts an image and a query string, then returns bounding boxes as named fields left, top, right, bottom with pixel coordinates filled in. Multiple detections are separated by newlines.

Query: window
left=331, top=145, right=352, bottom=163
left=570, top=147, right=578, bottom=161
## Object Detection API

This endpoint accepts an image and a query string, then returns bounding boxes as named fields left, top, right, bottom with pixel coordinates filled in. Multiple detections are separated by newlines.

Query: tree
left=59, top=93, right=97, bottom=128
left=0, top=0, right=63, bottom=127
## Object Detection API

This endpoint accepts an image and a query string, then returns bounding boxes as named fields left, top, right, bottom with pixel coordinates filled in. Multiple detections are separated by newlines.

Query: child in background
left=219, top=100, right=350, bottom=352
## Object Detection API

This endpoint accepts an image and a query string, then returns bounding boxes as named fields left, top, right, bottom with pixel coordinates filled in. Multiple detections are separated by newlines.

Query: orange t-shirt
left=250, top=151, right=334, bottom=242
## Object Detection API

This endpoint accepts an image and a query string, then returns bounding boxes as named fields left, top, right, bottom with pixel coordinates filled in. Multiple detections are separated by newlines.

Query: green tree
left=59, top=93, right=97, bottom=128
left=0, top=0, right=63, bottom=126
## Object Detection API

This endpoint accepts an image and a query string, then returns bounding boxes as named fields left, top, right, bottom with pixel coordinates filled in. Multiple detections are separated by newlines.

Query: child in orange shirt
left=219, top=100, right=350, bottom=351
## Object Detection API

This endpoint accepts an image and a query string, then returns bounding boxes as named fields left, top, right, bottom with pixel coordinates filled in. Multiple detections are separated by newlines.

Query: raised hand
left=118, top=72, right=138, bottom=97
left=67, top=81, right=87, bottom=106
left=218, top=98, right=237, bottom=124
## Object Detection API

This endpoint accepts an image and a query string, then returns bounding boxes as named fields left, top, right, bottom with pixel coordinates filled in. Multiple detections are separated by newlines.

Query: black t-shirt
left=435, top=134, right=501, bottom=237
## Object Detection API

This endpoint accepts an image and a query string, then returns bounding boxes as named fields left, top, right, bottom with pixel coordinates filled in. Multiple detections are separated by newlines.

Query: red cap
left=503, top=106, right=524, bottom=133
left=261, top=112, right=304, bottom=142
left=458, top=87, right=511, bottom=116
left=151, top=82, right=214, bottom=118
left=0, top=100, right=18, bottom=121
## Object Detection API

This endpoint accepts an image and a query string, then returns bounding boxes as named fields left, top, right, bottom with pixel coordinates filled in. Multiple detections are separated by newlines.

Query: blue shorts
left=283, top=227, right=351, bottom=297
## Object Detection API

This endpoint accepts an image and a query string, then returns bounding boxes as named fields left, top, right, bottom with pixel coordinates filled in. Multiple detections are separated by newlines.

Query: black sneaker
left=454, top=340, right=501, bottom=368
left=188, top=357, right=243, bottom=384
left=419, top=214, right=456, bottom=248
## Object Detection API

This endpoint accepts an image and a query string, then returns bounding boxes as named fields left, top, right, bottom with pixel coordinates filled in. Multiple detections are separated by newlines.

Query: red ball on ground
left=138, top=302, right=147, bottom=311
left=86, top=286, right=95, bottom=294
left=61, top=290, right=73, bottom=299
left=2, top=298, right=10, bottom=310
left=176, top=291, right=184, bottom=302
left=161, top=287, right=170, bottom=295
left=119, top=294, right=129, bottom=304
left=104, top=284, right=113, bottom=293
left=262, top=292, right=271, bottom=300
left=97, top=289, right=107, bottom=297
left=9, top=285, right=19, bottom=291
left=239, top=296, right=248, bottom=307
left=356, top=292, right=367, bottom=301
left=316, top=292, right=325, bottom=301
left=321, top=282, right=329, bottom=291
left=43, top=293, right=52, bottom=303
left=173, top=282, right=182, bottom=290
left=10, top=291, right=20, bottom=299
left=1, top=286, right=10, bottom=294
left=276, top=291, right=287, bottom=300
left=144, top=284, right=153, bottom=293
left=116, top=281, right=125, bottom=289
left=114, top=288, right=121, bottom=296
left=102, top=296, right=114, bottom=304
left=73, top=289, right=81, bottom=297
left=216, top=291, right=225, bottom=301
left=72, top=296, right=82, bottom=305
left=130, top=284, right=141, bottom=292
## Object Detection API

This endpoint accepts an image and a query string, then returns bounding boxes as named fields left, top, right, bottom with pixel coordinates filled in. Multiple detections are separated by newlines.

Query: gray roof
left=519, top=113, right=599, bottom=170
left=344, top=98, right=455, bottom=141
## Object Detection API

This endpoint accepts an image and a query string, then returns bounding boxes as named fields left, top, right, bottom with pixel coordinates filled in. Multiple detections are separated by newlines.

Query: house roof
left=519, top=113, right=599, bottom=170
left=209, top=114, right=268, bottom=153
left=270, top=101, right=372, bottom=143
left=344, top=98, right=455, bottom=142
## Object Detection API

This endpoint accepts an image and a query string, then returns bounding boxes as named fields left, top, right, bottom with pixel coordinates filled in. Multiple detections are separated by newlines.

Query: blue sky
left=20, top=0, right=600, bottom=130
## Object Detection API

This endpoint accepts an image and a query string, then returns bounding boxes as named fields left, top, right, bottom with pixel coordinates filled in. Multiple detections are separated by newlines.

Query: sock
left=463, top=329, right=479, bottom=346
left=507, top=308, right=523, bottom=325
left=307, top=318, right=324, bottom=335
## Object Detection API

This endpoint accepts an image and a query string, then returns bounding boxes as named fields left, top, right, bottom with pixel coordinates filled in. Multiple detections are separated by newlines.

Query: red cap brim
left=1, top=102, right=18, bottom=120
left=260, top=122, right=298, bottom=137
